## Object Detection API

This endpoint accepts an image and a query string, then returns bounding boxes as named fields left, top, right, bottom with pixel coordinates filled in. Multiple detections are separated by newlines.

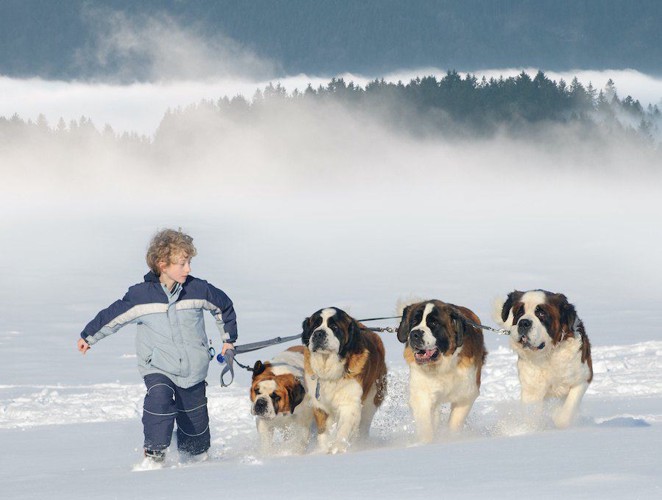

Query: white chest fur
left=516, top=337, right=590, bottom=398
left=307, top=352, right=362, bottom=413
left=409, top=352, right=479, bottom=405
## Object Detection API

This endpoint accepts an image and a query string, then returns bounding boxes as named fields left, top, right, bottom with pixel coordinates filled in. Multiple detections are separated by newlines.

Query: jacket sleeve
left=205, top=283, right=238, bottom=343
left=80, top=288, right=139, bottom=345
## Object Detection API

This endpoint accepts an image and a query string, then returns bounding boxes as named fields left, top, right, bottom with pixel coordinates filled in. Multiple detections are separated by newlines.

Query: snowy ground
left=1, top=338, right=661, bottom=499
left=1, top=196, right=662, bottom=499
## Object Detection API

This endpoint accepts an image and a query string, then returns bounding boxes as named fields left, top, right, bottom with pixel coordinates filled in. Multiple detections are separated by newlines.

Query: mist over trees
left=2, top=72, right=660, bottom=152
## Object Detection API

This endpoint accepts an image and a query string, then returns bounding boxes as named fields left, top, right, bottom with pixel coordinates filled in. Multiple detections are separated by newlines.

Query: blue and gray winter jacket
left=80, top=272, right=237, bottom=388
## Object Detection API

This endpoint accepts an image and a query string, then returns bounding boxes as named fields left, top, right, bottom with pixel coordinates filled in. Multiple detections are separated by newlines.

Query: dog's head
left=250, top=361, right=306, bottom=419
left=397, top=300, right=466, bottom=364
left=301, top=307, right=361, bottom=358
left=498, top=290, right=578, bottom=352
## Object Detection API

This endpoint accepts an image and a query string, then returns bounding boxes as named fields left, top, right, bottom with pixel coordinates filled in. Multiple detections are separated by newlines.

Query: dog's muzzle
left=409, top=329, right=441, bottom=364
left=516, top=319, right=545, bottom=350
left=253, top=397, right=269, bottom=416
left=409, top=329, right=426, bottom=350
left=310, top=329, right=328, bottom=351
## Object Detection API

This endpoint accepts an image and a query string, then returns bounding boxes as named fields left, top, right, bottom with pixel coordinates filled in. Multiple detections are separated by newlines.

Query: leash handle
left=219, top=349, right=236, bottom=387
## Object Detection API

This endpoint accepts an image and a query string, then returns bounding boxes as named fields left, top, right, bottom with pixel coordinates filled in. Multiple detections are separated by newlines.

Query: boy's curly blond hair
left=146, top=228, right=198, bottom=275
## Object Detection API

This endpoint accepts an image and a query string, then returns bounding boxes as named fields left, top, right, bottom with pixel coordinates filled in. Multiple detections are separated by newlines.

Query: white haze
left=76, top=6, right=278, bottom=82
left=2, top=68, right=662, bottom=136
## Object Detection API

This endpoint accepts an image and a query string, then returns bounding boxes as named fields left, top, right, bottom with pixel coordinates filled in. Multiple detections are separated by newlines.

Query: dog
left=397, top=300, right=487, bottom=442
left=495, top=290, right=593, bottom=428
left=301, top=307, right=387, bottom=454
left=250, top=345, right=313, bottom=453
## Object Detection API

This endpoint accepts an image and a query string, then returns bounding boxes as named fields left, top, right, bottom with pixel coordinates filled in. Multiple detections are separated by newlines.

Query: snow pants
left=142, top=373, right=210, bottom=455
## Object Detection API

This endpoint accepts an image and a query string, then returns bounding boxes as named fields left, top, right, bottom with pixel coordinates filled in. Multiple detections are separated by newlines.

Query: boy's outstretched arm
left=78, top=285, right=142, bottom=350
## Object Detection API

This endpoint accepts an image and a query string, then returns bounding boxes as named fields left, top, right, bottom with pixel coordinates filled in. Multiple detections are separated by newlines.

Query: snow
left=2, top=203, right=661, bottom=498
left=2, top=72, right=662, bottom=499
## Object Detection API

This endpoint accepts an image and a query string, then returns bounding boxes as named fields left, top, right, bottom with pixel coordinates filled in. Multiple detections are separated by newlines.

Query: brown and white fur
left=250, top=345, right=313, bottom=454
left=494, top=290, right=593, bottom=428
left=302, top=307, right=387, bottom=454
left=398, top=300, right=487, bottom=442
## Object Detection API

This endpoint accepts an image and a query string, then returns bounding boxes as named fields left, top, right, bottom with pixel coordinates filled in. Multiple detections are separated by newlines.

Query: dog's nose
left=410, top=330, right=423, bottom=343
left=518, top=319, right=532, bottom=331
left=254, top=398, right=268, bottom=415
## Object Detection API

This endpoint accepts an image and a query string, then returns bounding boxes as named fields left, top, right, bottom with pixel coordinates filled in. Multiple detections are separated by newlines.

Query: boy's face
left=158, top=253, right=191, bottom=285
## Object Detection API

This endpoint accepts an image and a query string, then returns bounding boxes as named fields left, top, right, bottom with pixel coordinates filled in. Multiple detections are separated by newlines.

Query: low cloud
left=75, top=6, right=278, bottom=82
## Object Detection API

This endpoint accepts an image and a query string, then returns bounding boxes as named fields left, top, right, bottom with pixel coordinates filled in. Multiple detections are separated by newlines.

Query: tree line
left=1, top=71, right=660, bottom=149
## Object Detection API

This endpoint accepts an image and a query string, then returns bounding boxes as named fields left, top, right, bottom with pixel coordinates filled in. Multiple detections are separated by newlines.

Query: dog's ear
left=252, top=360, right=266, bottom=378
left=451, top=310, right=465, bottom=348
left=502, top=290, right=522, bottom=325
left=288, top=381, right=306, bottom=413
left=301, top=316, right=312, bottom=346
left=397, top=305, right=412, bottom=343
left=556, top=293, right=577, bottom=339
left=340, top=317, right=362, bottom=357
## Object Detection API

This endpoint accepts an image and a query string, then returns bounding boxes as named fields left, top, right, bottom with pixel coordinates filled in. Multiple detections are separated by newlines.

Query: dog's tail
left=395, top=295, right=426, bottom=317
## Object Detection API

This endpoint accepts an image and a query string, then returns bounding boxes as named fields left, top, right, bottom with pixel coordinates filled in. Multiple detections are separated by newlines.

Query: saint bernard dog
left=301, top=307, right=387, bottom=454
left=250, top=345, right=313, bottom=454
left=397, top=300, right=487, bottom=442
left=495, top=290, right=593, bottom=428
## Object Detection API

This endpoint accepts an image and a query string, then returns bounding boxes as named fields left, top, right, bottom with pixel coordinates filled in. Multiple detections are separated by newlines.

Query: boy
left=77, top=228, right=236, bottom=465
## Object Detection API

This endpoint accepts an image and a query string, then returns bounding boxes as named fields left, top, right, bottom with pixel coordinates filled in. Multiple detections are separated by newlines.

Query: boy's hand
left=77, top=338, right=91, bottom=354
left=221, top=342, right=234, bottom=355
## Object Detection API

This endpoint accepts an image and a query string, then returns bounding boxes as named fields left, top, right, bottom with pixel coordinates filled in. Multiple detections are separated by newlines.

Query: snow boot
left=144, top=449, right=166, bottom=463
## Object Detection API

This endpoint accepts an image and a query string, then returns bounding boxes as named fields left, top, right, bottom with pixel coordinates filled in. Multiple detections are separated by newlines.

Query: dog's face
left=301, top=307, right=359, bottom=357
left=500, top=290, right=577, bottom=351
left=250, top=362, right=306, bottom=419
left=397, top=301, right=465, bottom=364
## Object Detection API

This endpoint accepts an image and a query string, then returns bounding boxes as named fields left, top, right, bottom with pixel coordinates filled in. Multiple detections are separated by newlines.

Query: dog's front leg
left=331, top=402, right=362, bottom=453
left=410, top=390, right=436, bottom=443
left=314, top=408, right=331, bottom=452
left=256, top=419, right=274, bottom=454
left=292, top=407, right=313, bottom=453
left=448, top=398, right=476, bottom=431
left=553, top=382, right=588, bottom=428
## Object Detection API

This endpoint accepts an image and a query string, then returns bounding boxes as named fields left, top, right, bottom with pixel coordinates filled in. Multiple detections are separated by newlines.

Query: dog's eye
left=271, top=393, right=281, bottom=402
left=254, top=388, right=260, bottom=394
left=330, top=324, right=339, bottom=332
left=536, top=307, right=546, bottom=318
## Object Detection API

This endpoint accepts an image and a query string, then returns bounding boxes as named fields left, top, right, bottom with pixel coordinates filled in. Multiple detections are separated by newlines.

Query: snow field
left=3, top=341, right=660, bottom=457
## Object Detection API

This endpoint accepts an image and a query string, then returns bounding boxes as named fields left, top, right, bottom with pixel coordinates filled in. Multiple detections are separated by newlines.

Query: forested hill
left=3, top=71, right=660, bottom=147
left=1, top=0, right=662, bottom=80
